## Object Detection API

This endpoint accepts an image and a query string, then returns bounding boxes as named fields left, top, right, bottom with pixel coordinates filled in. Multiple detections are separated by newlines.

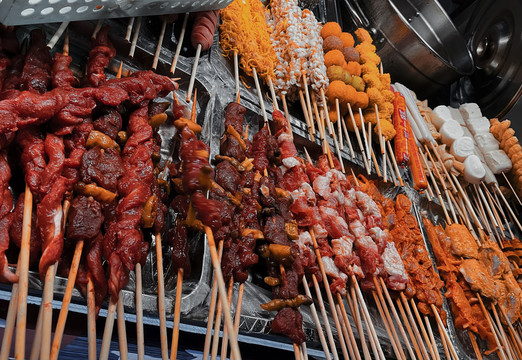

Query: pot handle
left=343, top=0, right=370, bottom=28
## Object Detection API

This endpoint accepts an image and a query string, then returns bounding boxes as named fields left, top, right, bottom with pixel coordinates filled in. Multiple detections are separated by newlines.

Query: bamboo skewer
left=204, top=226, right=242, bottom=360
left=494, top=182, right=522, bottom=232
left=125, top=17, right=135, bottom=41
left=302, top=277, right=333, bottom=360
left=117, top=292, right=128, bottom=360
left=251, top=67, right=268, bottom=125
left=49, top=240, right=84, bottom=360
left=347, top=104, right=370, bottom=173
left=228, top=283, right=244, bottom=360
left=234, top=52, right=240, bottom=98
left=91, top=19, right=103, bottom=39
left=217, top=280, right=235, bottom=360
left=47, top=21, right=69, bottom=50
left=346, top=287, right=371, bottom=360
left=170, top=13, right=189, bottom=74
left=372, top=291, right=404, bottom=360
left=501, top=172, right=522, bottom=205
left=135, top=263, right=144, bottom=359
left=395, top=297, right=426, bottom=360
left=152, top=19, right=167, bottom=70
left=408, top=296, right=437, bottom=360
left=170, top=269, right=183, bottom=360
left=358, top=108, right=371, bottom=164
left=99, top=297, right=118, bottom=360
left=337, top=100, right=354, bottom=159
left=310, top=275, right=340, bottom=360
left=15, top=187, right=33, bottom=360
left=424, top=316, right=440, bottom=360
left=30, top=301, right=44, bottom=360
left=430, top=304, right=458, bottom=360
left=129, top=17, right=142, bottom=58
left=378, top=278, right=416, bottom=360
left=299, top=91, right=315, bottom=141
left=335, top=302, right=357, bottom=360
left=491, top=305, right=515, bottom=360
left=152, top=233, right=169, bottom=360
left=186, top=44, right=202, bottom=102
left=302, top=74, right=315, bottom=135
left=336, top=293, right=361, bottom=360
left=87, top=276, right=97, bottom=360
left=0, top=257, right=20, bottom=360
left=386, top=141, right=404, bottom=186
left=211, top=278, right=234, bottom=360
left=268, top=78, right=279, bottom=111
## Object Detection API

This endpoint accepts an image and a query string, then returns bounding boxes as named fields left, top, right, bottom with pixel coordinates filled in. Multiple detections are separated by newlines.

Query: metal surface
left=0, top=0, right=233, bottom=26
left=454, top=0, right=522, bottom=119
left=342, top=0, right=474, bottom=99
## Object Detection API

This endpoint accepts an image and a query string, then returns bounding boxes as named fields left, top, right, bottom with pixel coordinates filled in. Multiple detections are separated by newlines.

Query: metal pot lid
left=454, top=0, right=522, bottom=118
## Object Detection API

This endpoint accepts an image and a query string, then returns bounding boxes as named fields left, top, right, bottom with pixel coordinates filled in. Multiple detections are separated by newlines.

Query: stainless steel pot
left=343, top=0, right=474, bottom=99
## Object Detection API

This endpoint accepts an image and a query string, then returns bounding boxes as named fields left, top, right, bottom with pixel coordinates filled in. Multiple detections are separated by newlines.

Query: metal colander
left=0, top=0, right=232, bottom=26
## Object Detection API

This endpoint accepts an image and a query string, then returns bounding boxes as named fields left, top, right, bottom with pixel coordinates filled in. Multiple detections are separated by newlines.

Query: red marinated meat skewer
left=83, top=26, right=116, bottom=88
left=0, top=156, right=16, bottom=283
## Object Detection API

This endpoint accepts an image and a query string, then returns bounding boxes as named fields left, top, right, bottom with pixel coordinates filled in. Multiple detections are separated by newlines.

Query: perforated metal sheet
left=0, top=0, right=232, bottom=26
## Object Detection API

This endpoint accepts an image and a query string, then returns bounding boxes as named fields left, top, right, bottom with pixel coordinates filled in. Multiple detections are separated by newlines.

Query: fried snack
left=324, top=49, right=346, bottom=67
left=339, top=32, right=355, bottom=47
left=343, top=61, right=361, bottom=76
left=321, top=22, right=342, bottom=39
left=355, top=27, right=373, bottom=44
left=323, top=36, right=343, bottom=53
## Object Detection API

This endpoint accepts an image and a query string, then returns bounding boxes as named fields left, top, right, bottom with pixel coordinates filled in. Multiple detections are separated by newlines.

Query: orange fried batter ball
left=328, top=109, right=339, bottom=123
left=355, top=28, right=373, bottom=44
left=343, top=61, right=361, bottom=77
left=339, top=32, right=355, bottom=47
left=354, top=92, right=369, bottom=110
left=324, top=50, right=346, bottom=67
left=321, top=22, right=342, bottom=39
left=326, top=80, right=347, bottom=102
left=360, top=52, right=381, bottom=65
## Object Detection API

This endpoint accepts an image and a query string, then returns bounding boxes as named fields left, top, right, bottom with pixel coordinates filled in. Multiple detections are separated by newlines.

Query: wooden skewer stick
left=154, top=233, right=169, bottom=360
left=309, top=229, right=350, bottom=360
left=452, top=173, right=483, bottom=230
left=234, top=52, right=240, bottom=99
left=301, top=277, right=332, bottom=360
left=47, top=21, right=69, bottom=50
left=281, top=94, right=292, bottom=129
left=219, top=280, right=236, bottom=360
left=424, top=316, right=441, bottom=360
left=337, top=100, right=354, bottom=159
left=336, top=293, right=361, bottom=360
left=499, top=306, right=522, bottom=359
left=128, top=17, right=142, bottom=58
left=268, top=78, right=279, bottom=111
left=430, top=304, right=458, bottom=360
left=494, top=182, right=522, bottom=232
left=0, top=258, right=21, bottom=360
left=99, top=297, right=118, bottom=360
left=152, top=19, right=167, bottom=70
left=170, top=13, right=189, bottom=74
left=92, top=19, right=104, bottom=39
left=252, top=67, right=268, bottom=125
left=135, top=263, right=144, bottom=359
left=40, top=268, right=59, bottom=356
left=352, top=277, right=385, bottom=360
left=302, top=74, right=315, bottom=136
left=335, top=302, right=357, bottom=360
left=369, top=139, right=382, bottom=178
left=211, top=278, right=233, bottom=360
left=408, top=296, right=437, bottom=360
left=346, top=286, right=371, bottom=360
left=202, top=241, right=224, bottom=359
left=501, top=172, right=522, bottom=205
left=293, top=343, right=302, bottom=360
left=15, top=187, right=33, bottom=360
left=204, top=227, right=241, bottom=360
left=347, top=104, right=370, bottom=174
left=117, top=292, right=128, bottom=360
left=49, top=240, right=84, bottom=360
left=30, top=294, right=44, bottom=360
left=385, top=149, right=399, bottom=187
left=337, top=109, right=343, bottom=150
left=186, top=44, right=202, bottom=103
left=469, top=332, right=483, bottom=360
left=371, top=291, right=404, bottom=360
left=170, top=268, right=183, bottom=360
left=395, top=297, right=426, bottom=360
left=386, top=141, right=404, bottom=186
left=299, top=91, right=315, bottom=141
left=482, top=183, right=505, bottom=233
left=358, top=108, right=371, bottom=164
left=87, top=276, right=97, bottom=360
left=228, top=283, right=244, bottom=360
left=491, top=305, right=515, bottom=360
left=378, top=278, right=416, bottom=360
left=310, top=275, right=340, bottom=360
left=125, top=17, right=135, bottom=42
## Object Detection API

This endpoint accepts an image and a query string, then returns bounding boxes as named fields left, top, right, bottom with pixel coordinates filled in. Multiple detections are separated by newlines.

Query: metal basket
left=0, top=0, right=232, bottom=26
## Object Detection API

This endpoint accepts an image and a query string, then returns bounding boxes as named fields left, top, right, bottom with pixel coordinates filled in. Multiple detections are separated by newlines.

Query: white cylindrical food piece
left=460, top=103, right=482, bottom=121
left=396, top=82, right=434, bottom=143
left=475, top=132, right=500, bottom=152
left=451, top=137, right=475, bottom=162
left=467, top=116, right=491, bottom=135
left=440, top=120, right=464, bottom=146
left=463, top=154, right=486, bottom=184
left=484, top=150, right=512, bottom=174
left=482, top=161, right=498, bottom=185
left=406, top=107, right=425, bottom=142
left=448, top=107, right=465, bottom=125
left=432, top=105, right=450, bottom=129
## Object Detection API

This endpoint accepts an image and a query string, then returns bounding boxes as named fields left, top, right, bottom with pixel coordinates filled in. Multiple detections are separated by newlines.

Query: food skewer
left=47, top=21, right=69, bottom=50
left=337, top=99, right=354, bottom=159
left=501, top=172, right=522, bottom=205
left=252, top=68, right=268, bottom=124
left=347, top=104, right=370, bottom=173
left=155, top=232, right=169, bottom=360
left=211, top=278, right=234, bottom=360
left=92, top=19, right=104, bottom=39
left=0, top=258, right=21, bottom=360
left=170, top=12, right=189, bottom=74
